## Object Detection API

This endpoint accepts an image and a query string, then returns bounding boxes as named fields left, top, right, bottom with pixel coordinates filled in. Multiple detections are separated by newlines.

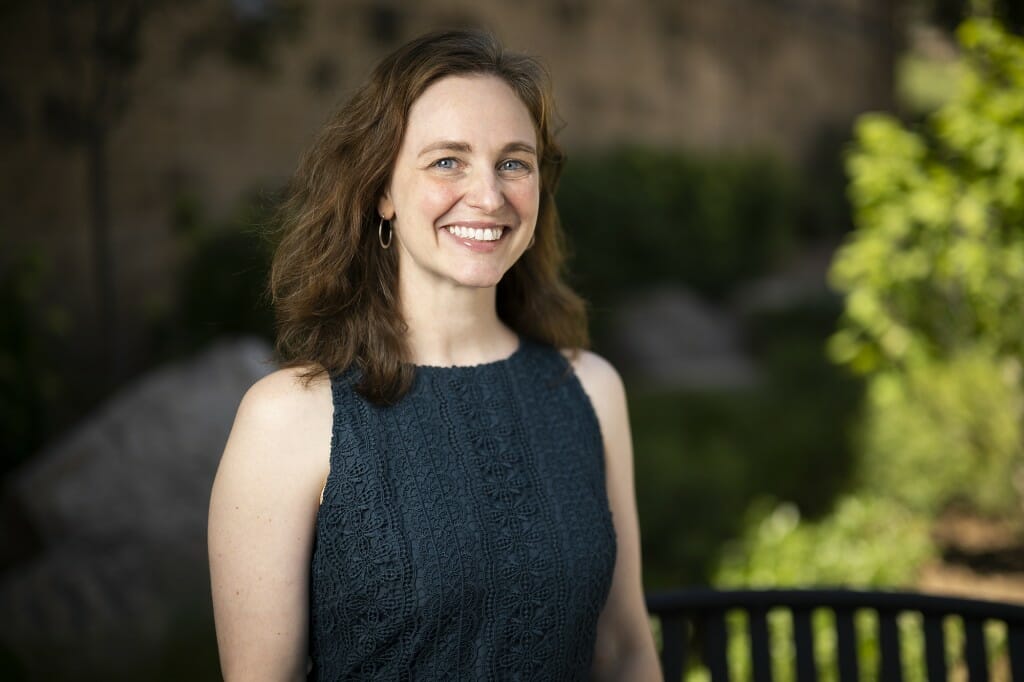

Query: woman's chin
left=447, top=266, right=509, bottom=290
left=454, top=275, right=504, bottom=290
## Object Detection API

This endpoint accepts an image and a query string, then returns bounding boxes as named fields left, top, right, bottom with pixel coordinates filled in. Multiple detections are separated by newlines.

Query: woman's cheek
left=509, top=181, right=540, bottom=216
left=421, top=179, right=464, bottom=215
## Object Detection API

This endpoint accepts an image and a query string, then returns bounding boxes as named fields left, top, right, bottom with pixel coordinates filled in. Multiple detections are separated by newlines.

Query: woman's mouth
left=443, top=224, right=508, bottom=242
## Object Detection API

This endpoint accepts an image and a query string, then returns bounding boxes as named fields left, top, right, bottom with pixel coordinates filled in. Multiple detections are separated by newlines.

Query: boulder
left=0, top=337, right=274, bottom=679
left=610, top=286, right=758, bottom=390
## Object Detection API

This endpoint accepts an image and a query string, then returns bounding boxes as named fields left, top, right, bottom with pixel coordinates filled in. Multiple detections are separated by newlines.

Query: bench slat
left=660, top=615, right=686, bottom=682
left=834, top=608, right=859, bottom=682
left=645, top=589, right=1024, bottom=682
left=878, top=610, right=904, bottom=682
left=1008, top=623, right=1024, bottom=682
left=922, top=615, right=947, bottom=682
left=963, top=617, right=989, bottom=681
left=747, top=608, right=773, bottom=682
left=703, top=611, right=730, bottom=682
left=792, top=608, right=817, bottom=682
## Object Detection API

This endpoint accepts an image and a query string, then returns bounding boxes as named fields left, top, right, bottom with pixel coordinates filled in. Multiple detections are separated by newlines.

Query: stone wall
left=1, top=0, right=896, bottom=375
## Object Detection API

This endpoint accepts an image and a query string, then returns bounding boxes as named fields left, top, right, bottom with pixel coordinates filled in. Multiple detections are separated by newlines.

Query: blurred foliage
left=916, top=0, right=1024, bottom=34
left=0, top=248, right=68, bottom=475
left=798, top=127, right=857, bottom=241
left=148, top=191, right=277, bottom=360
left=581, top=149, right=867, bottom=595
left=558, top=149, right=800, bottom=306
left=708, top=493, right=1017, bottom=682
left=896, top=53, right=961, bottom=116
left=706, top=495, right=934, bottom=682
left=688, top=28, right=1024, bottom=681
left=829, top=18, right=1024, bottom=516
left=717, top=496, right=934, bottom=588
left=831, top=19, right=1024, bottom=374
left=861, top=350, right=1023, bottom=515
left=632, top=300, right=863, bottom=589
left=179, top=0, right=306, bottom=74
left=0, top=639, right=26, bottom=681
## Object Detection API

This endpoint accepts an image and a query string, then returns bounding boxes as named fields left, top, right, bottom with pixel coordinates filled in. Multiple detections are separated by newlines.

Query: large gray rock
left=731, top=242, right=835, bottom=315
left=610, top=286, right=758, bottom=390
left=0, top=337, right=275, bottom=679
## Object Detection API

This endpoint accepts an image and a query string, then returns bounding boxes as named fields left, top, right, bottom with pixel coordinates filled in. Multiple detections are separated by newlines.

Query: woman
left=208, top=29, right=660, bottom=681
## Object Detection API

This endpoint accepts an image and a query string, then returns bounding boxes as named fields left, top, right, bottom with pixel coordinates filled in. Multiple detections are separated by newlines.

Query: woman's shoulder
left=557, top=348, right=632, bottom=472
left=239, top=365, right=332, bottom=420
left=212, top=365, right=332, bottom=533
left=559, top=348, right=624, bottom=394
left=226, top=365, right=334, bottom=471
left=558, top=348, right=627, bottom=418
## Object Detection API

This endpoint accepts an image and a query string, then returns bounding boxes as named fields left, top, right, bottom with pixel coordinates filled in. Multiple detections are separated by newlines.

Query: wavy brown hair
left=270, top=28, right=589, bottom=405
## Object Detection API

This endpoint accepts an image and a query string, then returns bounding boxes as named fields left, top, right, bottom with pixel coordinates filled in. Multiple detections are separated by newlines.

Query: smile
left=444, top=225, right=507, bottom=242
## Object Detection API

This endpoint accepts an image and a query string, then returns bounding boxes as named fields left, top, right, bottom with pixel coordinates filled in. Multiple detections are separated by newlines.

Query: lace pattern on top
left=308, top=339, right=617, bottom=681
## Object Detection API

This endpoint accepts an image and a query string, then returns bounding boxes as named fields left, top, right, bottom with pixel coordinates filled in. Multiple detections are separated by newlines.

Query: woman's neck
left=399, top=276, right=517, bottom=368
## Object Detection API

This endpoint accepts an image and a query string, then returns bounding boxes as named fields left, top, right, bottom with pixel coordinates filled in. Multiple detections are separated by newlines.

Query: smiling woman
left=380, top=75, right=540, bottom=290
left=207, top=29, right=660, bottom=681
left=265, top=29, right=581, bottom=403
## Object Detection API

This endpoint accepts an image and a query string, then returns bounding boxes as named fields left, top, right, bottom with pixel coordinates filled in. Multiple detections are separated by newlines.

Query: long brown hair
left=270, top=29, right=588, bottom=405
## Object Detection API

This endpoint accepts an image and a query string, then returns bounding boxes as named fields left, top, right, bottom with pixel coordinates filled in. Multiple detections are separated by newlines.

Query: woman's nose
left=465, top=169, right=505, bottom=213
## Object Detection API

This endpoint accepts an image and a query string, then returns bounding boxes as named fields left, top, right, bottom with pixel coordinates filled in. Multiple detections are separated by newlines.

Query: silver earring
left=527, top=233, right=536, bottom=249
left=378, top=218, right=392, bottom=249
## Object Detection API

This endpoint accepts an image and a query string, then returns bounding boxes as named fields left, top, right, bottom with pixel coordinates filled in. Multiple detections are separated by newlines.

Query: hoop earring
left=378, top=218, right=392, bottom=249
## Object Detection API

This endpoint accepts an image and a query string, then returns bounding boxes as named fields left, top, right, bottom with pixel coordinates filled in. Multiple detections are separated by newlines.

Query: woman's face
left=379, top=74, right=540, bottom=292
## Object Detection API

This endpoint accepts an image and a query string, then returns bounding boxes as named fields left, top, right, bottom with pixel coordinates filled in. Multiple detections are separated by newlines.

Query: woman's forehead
left=402, top=74, right=537, bottom=150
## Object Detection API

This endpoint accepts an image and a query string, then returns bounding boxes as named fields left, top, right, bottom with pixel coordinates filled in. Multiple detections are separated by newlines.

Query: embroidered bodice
left=307, top=337, right=617, bottom=680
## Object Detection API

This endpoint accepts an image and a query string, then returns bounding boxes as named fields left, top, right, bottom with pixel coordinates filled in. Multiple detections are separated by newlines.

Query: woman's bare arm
left=208, top=368, right=332, bottom=682
left=568, top=350, right=662, bottom=681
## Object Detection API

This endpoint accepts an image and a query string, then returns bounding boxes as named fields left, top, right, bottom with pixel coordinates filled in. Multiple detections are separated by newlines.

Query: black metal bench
left=646, top=588, right=1024, bottom=681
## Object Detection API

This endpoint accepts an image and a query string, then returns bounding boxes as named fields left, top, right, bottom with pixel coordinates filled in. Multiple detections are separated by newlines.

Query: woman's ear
left=378, top=192, right=395, bottom=221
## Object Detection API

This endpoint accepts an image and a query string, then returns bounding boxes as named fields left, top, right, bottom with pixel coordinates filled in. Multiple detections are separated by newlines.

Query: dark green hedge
left=557, top=148, right=799, bottom=305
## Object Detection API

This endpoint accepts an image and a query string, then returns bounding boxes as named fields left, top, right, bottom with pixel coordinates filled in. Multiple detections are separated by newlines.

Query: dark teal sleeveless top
left=308, top=337, right=617, bottom=680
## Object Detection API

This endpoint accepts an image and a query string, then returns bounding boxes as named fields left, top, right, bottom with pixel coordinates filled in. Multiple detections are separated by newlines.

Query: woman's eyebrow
left=502, top=141, right=537, bottom=156
left=418, top=140, right=472, bottom=157
left=417, top=140, right=537, bottom=157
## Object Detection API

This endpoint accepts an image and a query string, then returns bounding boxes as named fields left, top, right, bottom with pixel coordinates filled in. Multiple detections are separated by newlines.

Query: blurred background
left=2, top=0, right=1023, bottom=679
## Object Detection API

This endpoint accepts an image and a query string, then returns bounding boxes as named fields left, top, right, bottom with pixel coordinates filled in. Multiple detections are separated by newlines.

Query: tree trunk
left=88, top=122, right=118, bottom=385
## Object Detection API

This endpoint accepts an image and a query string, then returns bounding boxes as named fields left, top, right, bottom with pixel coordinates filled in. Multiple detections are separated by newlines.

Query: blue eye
left=433, top=158, right=457, bottom=170
left=500, top=159, right=530, bottom=173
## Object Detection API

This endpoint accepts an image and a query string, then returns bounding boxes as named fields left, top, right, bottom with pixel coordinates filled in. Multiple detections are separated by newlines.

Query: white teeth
left=446, top=225, right=504, bottom=241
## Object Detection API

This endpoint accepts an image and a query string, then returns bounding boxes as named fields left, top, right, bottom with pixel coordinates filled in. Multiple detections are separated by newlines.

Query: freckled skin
left=378, top=74, right=540, bottom=291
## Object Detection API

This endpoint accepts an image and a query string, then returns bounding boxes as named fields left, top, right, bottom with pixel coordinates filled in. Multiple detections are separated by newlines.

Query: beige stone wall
left=1, top=0, right=895, bottom=370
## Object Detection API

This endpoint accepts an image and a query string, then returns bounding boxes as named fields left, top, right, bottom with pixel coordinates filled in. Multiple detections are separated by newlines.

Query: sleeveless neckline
left=311, top=336, right=617, bottom=680
left=411, top=333, right=526, bottom=373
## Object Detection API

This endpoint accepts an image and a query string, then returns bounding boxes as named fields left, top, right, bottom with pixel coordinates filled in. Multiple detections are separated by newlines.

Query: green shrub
left=860, top=350, right=1023, bottom=515
left=829, top=18, right=1024, bottom=516
left=716, top=495, right=934, bottom=588
left=632, top=302, right=862, bottom=589
left=831, top=19, right=1024, bottom=373
left=707, top=496, right=936, bottom=682
left=0, top=248, right=67, bottom=474
left=557, top=149, right=799, bottom=306
left=148, top=191, right=277, bottom=360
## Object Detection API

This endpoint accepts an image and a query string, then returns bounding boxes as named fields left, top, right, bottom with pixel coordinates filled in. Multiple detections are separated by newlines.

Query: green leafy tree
left=915, top=0, right=1024, bottom=34
left=829, top=18, right=1024, bottom=515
